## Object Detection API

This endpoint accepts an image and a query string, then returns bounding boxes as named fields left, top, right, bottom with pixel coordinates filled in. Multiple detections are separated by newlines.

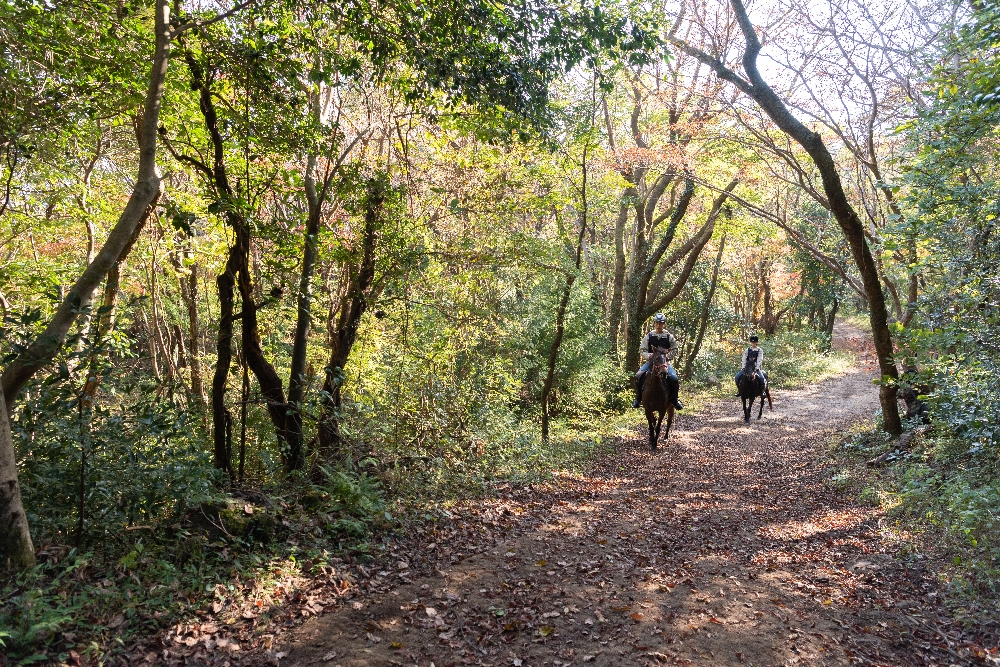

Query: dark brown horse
left=736, top=357, right=772, bottom=424
left=642, top=347, right=675, bottom=451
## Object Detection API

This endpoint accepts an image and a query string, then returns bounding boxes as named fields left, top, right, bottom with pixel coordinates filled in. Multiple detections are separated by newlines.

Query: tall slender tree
left=0, top=0, right=178, bottom=569
left=671, top=0, right=903, bottom=434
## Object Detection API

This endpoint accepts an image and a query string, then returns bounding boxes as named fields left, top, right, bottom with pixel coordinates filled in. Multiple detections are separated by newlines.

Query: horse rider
left=735, top=335, right=768, bottom=393
left=633, top=313, right=684, bottom=410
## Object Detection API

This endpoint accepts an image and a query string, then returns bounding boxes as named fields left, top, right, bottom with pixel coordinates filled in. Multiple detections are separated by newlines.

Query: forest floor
left=135, top=325, right=1000, bottom=667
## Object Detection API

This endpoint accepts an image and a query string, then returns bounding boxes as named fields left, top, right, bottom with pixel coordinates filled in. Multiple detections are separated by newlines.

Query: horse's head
left=743, top=358, right=757, bottom=380
left=651, top=347, right=670, bottom=376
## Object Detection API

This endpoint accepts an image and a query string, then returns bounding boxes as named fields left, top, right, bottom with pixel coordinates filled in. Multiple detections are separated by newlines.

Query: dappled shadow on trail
left=258, top=364, right=1000, bottom=667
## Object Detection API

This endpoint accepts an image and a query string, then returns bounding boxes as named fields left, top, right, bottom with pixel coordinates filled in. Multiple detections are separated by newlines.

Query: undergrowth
left=0, top=467, right=389, bottom=665
left=0, top=409, right=628, bottom=664
left=828, top=416, right=1000, bottom=595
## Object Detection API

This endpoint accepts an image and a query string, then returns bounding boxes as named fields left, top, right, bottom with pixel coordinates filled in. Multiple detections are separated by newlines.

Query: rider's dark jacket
left=641, top=331, right=677, bottom=363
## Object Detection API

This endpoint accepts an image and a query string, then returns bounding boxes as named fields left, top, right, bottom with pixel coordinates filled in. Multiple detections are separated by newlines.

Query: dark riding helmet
left=749, top=335, right=759, bottom=342
left=654, top=313, right=667, bottom=323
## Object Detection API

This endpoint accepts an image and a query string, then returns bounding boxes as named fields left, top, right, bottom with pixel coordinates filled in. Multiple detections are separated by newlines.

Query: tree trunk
left=285, top=156, right=323, bottom=472
left=541, top=270, right=575, bottom=441
left=172, top=323, right=187, bottom=368
left=74, top=139, right=102, bottom=352
left=211, top=255, right=237, bottom=477
left=623, top=179, right=695, bottom=371
left=234, top=232, right=289, bottom=452
left=0, top=290, right=11, bottom=323
left=672, top=0, right=902, bottom=434
left=901, top=235, right=918, bottom=327
left=79, top=222, right=147, bottom=408
left=759, top=263, right=786, bottom=335
left=683, top=236, right=726, bottom=381
left=186, top=54, right=290, bottom=457
left=825, top=297, right=839, bottom=349
left=317, top=178, right=385, bottom=460
left=623, top=179, right=735, bottom=370
left=141, top=308, right=161, bottom=382
left=0, top=0, right=173, bottom=570
left=150, top=264, right=175, bottom=384
left=238, top=357, right=249, bottom=484
left=623, top=311, right=645, bottom=376
left=0, top=389, right=33, bottom=570
left=607, top=190, right=632, bottom=360
left=177, top=254, right=207, bottom=407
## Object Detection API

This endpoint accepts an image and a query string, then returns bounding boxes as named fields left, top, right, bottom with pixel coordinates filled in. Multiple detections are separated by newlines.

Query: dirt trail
left=271, top=330, right=993, bottom=667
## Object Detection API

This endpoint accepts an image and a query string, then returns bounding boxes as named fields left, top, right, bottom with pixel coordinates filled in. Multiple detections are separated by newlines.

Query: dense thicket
left=3, top=0, right=1000, bottom=658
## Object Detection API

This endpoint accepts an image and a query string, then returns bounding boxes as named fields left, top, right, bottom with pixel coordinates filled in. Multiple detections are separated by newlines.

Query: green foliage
left=336, top=254, right=615, bottom=498
left=316, top=466, right=386, bottom=531
left=883, top=0, right=1000, bottom=554
left=0, top=0, right=150, bottom=143
left=4, top=324, right=219, bottom=549
left=684, top=329, right=854, bottom=390
left=964, top=0, right=1000, bottom=106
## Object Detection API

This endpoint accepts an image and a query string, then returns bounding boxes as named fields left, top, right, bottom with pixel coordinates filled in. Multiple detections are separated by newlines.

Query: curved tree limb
left=2, top=0, right=171, bottom=408
left=670, top=0, right=902, bottom=434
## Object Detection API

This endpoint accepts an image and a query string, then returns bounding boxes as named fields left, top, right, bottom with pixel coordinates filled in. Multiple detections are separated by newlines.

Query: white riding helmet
left=654, top=313, right=667, bottom=323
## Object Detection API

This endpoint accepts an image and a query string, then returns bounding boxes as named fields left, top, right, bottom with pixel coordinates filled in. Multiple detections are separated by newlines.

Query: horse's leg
left=758, top=391, right=765, bottom=419
left=646, top=409, right=656, bottom=449
left=663, top=405, right=675, bottom=441
left=766, top=386, right=773, bottom=410
left=743, top=397, right=750, bottom=423
left=652, top=410, right=664, bottom=451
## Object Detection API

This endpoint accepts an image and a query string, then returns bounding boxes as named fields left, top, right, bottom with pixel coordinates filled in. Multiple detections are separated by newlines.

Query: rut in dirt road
left=272, top=365, right=992, bottom=667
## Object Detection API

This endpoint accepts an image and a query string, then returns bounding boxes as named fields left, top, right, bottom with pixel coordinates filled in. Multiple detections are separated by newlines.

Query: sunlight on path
left=272, top=352, right=973, bottom=667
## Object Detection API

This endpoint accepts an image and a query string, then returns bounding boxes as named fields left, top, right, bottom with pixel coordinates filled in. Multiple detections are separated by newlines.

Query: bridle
left=652, top=348, right=670, bottom=377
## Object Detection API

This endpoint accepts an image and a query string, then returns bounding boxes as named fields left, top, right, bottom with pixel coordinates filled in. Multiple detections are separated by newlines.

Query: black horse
left=736, top=359, right=772, bottom=424
left=641, top=347, right=676, bottom=451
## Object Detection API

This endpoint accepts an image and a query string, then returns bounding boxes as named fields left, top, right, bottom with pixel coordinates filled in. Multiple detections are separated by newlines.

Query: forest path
left=272, top=334, right=989, bottom=667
